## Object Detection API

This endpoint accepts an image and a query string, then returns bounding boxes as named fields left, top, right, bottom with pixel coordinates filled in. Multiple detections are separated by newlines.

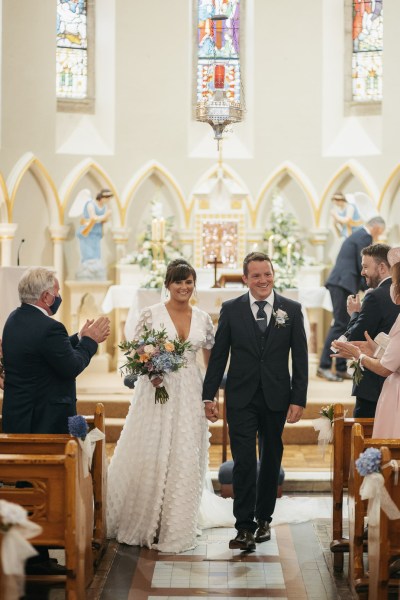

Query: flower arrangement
left=347, top=359, right=364, bottom=386
left=263, top=194, right=305, bottom=290
left=319, top=404, right=335, bottom=423
left=119, top=325, right=192, bottom=403
left=273, top=308, right=289, bottom=328
left=312, top=403, right=336, bottom=452
left=68, top=415, right=89, bottom=440
left=141, top=261, right=167, bottom=289
left=355, top=447, right=382, bottom=477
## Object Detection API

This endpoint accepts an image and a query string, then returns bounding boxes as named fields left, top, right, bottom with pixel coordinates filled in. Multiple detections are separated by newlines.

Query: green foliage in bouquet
left=263, top=195, right=305, bottom=291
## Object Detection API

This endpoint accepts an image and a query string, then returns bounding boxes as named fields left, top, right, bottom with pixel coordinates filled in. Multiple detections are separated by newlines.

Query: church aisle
left=97, top=520, right=353, bottom=600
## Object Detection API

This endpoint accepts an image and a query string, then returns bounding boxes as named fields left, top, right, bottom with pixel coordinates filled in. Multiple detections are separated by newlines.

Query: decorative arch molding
left=0, top=173, right=10, bottom=222
left=122, top=161, right=187, bottom=228
left=59, top=158, right=122, bottom=225
left=318, top=160, right=380, bottom=225
left=189, top=161, right=253, bottom=225
left=7, top=153, right=61, bottom=224
left=378, top=164, right=400, bottom=218
left=255, top=162, right=318, bottom=228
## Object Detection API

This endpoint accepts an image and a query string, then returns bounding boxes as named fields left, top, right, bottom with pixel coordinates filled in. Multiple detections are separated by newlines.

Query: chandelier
left=195, top=1, right=245, bottom=148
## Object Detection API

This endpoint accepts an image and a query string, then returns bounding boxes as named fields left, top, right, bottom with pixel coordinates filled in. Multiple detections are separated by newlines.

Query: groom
left=203, top=252, right=308, bottom=550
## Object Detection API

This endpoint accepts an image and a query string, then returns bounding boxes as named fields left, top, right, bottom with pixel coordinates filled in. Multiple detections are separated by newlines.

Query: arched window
left=351, top=0, right=383, bottom=102
left=56, top=0, right=94, bottom=112
left=196, top=0, right=241, bottom=105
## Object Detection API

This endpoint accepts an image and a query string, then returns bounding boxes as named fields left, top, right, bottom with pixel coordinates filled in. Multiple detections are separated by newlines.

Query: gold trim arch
left=378, top=163, right=400, bottom=218
left=255, top=162, right=318, bottom=229
left=59, top=158, right=122, bottom=225
left=122, top=161, right=187, bottom=228
left=318, top=160, right=379, bottom=226
left=7, top=152, right=61, bottom=224
left=0, top=173, right=10, bottom=222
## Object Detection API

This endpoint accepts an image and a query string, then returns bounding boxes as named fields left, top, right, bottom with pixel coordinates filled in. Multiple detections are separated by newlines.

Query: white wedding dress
left=107, top=302, right=220, bottom=553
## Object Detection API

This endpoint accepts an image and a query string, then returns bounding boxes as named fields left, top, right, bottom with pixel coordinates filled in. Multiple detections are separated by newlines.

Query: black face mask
left=48, top=293, right=62, bottom=315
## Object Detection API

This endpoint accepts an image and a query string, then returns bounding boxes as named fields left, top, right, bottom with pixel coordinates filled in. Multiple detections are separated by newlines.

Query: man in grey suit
left=202, top=252, right=308, bottom=551
left=317, top=216, right=385, bottom=381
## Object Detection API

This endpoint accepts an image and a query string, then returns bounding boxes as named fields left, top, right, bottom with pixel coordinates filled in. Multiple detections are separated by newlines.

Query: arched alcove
left=0, top=173, right=9, bottom=223
left=255, top=163, right=318, bottom=259
left=59, top=159, right=120, bottom=280
left=7, top=153, right=61, bottom=266
left=319, top=160, right=380, bottom=263
left=379, top=165, right=400, bottom=245
left=121, top=161, right=187, bottom=259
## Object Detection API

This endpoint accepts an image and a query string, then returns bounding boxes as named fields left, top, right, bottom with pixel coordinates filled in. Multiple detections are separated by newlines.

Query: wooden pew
left=330, top=403, right=374, bottom=571
left=0, top=440, right=90, bottom=599
left=0, top=402, right=107, bottom=566
left=348, top=423, right=400, bottom=596
left=367, top=445, right=400, bottom=599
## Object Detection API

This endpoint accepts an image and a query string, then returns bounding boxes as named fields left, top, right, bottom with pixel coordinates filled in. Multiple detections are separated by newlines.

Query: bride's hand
left=204, top=400, right=219, bottom=423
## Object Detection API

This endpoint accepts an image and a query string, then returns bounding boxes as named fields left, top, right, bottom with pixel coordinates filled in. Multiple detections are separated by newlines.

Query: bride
left=107, top=259, right=217, bottom=553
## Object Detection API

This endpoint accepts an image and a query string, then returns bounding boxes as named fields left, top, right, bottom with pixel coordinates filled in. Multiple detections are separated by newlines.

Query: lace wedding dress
left=107, top=302, right=216, bottom=553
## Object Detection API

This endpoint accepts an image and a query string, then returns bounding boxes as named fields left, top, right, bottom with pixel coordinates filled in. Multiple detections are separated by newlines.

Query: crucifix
left=207, top=255, right=223, bottom=288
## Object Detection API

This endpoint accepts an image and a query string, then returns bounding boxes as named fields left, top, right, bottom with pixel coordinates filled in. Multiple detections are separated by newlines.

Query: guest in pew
left=2, top=267, right=110, bottom=434
left=344, top=244, right=400, bottom=417
left=1, top=267, right=110, bottom=574
left=317, top=216, right=385, bottom=382
left=332, top=247, right=400, bottom=438
left=107, top=259, right=223, bottom=554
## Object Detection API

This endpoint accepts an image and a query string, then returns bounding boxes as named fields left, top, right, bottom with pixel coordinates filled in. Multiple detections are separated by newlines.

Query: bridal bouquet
left=119, top=326, right=192, bottom=404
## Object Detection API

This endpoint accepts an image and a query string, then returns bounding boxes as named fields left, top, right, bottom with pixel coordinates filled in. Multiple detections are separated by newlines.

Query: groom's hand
left=204, top=400, right=219, bottom=422
left=286, top=404, right=303, bottom=424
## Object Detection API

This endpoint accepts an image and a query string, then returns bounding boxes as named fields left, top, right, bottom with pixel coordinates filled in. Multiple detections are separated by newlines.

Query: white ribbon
left=313, top=416, right=333, bottom=444
left=360, top=472, right=400, bottom=526
left=77, top=427, right=105, bottom=477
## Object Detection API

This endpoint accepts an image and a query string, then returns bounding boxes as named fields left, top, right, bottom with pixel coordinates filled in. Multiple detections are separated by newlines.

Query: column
left=112, top=227, right=130, bottom=263
left=49, top=224, right=70, bottom=283
left=0, top=223, right=18, bottom=266
left=309, top=228, right=330, bottom=264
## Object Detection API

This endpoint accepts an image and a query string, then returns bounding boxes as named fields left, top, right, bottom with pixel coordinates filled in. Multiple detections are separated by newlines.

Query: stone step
left=208, top=419, right=324, bottom=445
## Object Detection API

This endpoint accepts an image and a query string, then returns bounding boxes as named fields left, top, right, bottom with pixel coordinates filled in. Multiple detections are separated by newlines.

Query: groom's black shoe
left=255, top=520, right=271, bottom=543
left=229, top=529, right=256, bottom=551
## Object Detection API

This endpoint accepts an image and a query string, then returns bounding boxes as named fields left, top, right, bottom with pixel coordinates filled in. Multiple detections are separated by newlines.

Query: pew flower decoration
left=0, top=499, right=42, bottom=600
left=119, top=325, right=192, bottom=404
left=312, top=404, right=336, bottom=455
left=356, top=448, right=400, bottom=526
left=68, top=415, right=105, bottom=477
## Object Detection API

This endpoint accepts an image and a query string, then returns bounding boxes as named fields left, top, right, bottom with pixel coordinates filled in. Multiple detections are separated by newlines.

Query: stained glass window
left=197, top=0, right=241, bottom=104
left=56, top=0, right=88, bottom=100
left=352, top=0, right=383, bottom=102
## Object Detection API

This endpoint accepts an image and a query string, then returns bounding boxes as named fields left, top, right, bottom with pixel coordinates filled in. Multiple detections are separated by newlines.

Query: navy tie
left=255, top=301, right=268, bottom=332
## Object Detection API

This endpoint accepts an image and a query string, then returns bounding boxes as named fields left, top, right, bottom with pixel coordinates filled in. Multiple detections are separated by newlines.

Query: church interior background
left=0, top=1, right=398, bottom=597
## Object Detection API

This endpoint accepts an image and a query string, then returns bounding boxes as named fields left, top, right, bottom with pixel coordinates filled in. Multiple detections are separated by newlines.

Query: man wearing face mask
left=1, top=267, right=110, bottom=434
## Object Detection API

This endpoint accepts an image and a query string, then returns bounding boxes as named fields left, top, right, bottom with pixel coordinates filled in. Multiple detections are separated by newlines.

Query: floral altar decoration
left=119, top=204, right=185, bottom=289
left=264, top=195, right=305, bottom=290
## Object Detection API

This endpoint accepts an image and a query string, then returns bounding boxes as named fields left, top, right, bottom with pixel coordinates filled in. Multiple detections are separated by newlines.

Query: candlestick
left=151, top=218, right=158, bottom=242
left=268, top=235, right=274, bottom=258
left=159, top=218, right=165, bottom=241
left=287, top=242, right=292, bottom=268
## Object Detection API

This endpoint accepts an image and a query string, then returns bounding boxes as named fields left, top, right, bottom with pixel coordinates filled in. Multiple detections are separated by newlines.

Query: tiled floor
left=97, top=510, right=353, bottom=600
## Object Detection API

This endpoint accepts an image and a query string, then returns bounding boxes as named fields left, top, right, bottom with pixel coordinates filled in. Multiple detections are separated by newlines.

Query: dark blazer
left=326, top=228, right=372, bottom=294
left=346, top=278, right=400, bottom=403
left=2, top=304, right=98, bottom=433
left=202, top=292, right=308, bottom=410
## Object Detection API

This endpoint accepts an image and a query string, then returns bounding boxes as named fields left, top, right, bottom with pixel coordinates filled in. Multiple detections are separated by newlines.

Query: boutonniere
left=272, top=308, right=289, bottom=328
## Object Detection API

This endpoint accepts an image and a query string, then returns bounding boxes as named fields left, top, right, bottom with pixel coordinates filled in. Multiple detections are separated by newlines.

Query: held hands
left=81, top=316, right=111, bottom=344
left=286, top=404, right=303, bottom=424
left=204, top=400, right=219, bottom=423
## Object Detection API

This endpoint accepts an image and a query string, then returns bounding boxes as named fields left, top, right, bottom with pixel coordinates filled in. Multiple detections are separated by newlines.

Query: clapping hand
left=204, top=400, right=219, bottom=423
left=331, top=330, right=376, bottom=360
left=80, top=316, right=111, bottom=344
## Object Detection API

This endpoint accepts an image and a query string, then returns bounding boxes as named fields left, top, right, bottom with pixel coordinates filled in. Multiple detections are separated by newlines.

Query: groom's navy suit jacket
left=203, top=291, right=308, bottom=410
left=2, top=303, right=98, bottom=434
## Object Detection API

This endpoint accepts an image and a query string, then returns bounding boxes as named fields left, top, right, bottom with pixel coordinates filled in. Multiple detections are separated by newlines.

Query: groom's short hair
left=243, top=252, right=273, bottom=276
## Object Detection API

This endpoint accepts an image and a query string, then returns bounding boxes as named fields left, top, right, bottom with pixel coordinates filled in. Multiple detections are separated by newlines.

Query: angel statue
left=330, top=191, right=376, bottom=239
left=69, top=188, right=113, bottom=280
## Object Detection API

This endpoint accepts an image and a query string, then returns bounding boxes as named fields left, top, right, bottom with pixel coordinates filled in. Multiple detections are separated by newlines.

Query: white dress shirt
left=249, top=290, right=275, bottom=326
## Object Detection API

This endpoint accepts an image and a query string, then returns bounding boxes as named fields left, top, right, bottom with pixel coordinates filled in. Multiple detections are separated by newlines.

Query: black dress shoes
left=229, top=529, right=256, bottom=551
left=255, top=521, right=271, bottom=543
left=26, top=559, right=67, bottom=575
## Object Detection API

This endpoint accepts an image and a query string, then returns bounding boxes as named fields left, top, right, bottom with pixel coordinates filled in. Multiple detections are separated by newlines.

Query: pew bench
left=329, top=403, right=374, bottom=572
left=0, top=439, right=90, bottom=599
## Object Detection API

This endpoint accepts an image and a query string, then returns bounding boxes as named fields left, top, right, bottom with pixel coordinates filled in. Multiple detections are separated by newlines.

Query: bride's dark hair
left=164, top=259, right=197, bottom=287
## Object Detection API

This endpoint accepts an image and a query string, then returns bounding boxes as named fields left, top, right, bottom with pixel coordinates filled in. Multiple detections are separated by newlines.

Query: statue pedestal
left=65, top=280, right=113, bottom=373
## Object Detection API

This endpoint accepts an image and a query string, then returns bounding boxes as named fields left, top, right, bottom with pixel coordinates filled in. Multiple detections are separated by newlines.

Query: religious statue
left=69, top=188, right=113, bottom=280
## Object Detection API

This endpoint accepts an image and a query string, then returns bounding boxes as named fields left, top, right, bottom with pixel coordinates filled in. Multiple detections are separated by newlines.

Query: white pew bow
left=360, top=471, right=400, bottom=526
left=78, top=427, right=105, bottom=477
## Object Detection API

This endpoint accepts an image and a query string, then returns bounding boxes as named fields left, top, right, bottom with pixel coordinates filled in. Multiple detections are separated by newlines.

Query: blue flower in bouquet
left=68, top=415, right=89, bottom=440
left=355, top=447, right=382, bottom=476
left=119, top=325, right=192, bottom=404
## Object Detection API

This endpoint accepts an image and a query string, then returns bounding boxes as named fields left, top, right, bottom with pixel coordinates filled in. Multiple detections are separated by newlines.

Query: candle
left=268, top=236, right=274, bottom=258
left=151, top=218, right=158, bottom=241
left=287, top=243, right=292, bottom=268
left=159, top=218, right=165, bottom=241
